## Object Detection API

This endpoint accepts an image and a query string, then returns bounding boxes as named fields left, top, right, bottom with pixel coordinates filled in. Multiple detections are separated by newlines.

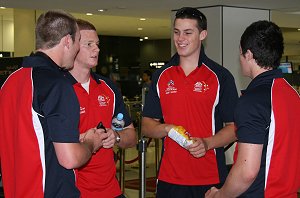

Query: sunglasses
left=175, top=7, right=204, bottom=21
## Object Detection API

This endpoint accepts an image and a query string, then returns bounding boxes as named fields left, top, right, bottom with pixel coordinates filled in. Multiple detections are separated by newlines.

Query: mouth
left=90, top=55, right=98, bottom=59
left=177, top=43, right=188, bottom=48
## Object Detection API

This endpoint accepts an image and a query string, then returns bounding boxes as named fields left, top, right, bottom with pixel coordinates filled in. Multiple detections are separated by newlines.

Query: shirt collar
left=241, top=69, right=283, bottom=94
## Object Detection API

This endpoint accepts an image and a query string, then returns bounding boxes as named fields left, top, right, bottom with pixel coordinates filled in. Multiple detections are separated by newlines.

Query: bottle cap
left=117, top=113, right=123, bottom=120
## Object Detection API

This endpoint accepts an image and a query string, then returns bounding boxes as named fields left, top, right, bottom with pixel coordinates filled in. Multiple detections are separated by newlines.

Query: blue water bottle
left=111, top=113, right=125, bottom=131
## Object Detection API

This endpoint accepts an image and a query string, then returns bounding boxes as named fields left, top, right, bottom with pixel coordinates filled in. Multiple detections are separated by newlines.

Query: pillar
left=14, top=9, right=36, bottom=57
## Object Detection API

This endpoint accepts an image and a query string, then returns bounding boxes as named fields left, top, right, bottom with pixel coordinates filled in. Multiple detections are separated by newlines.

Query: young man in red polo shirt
left=66, top=19, right=136, bottom=198
left=142, top=7, right=238, bottom=198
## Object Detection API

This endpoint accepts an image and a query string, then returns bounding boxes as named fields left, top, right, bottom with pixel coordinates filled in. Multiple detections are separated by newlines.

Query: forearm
left=117, top=124, right=137, bottom=149
left=217, top=164, right=254, bottom=197
left=214, top=143, right=262, bottom=197
left=72, top=142, right=94, bottom=167
left=205, top=123, right=236, bottom=150
left=141, top=117, right=172, bottom=139
left=54, top=142, right=93, bottom=169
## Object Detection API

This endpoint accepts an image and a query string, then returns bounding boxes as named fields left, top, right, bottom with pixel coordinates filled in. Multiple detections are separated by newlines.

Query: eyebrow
left=81, top=40, right=99, bottom=43
left=174, top=28, right=195, bottom=32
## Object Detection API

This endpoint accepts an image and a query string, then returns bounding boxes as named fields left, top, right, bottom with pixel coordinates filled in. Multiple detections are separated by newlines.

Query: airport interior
left=0, top=1, right=300, bottom=197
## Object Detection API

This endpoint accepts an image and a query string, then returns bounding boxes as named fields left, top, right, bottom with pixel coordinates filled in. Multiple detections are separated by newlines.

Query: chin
left=89, top=62, right=97, bottom=68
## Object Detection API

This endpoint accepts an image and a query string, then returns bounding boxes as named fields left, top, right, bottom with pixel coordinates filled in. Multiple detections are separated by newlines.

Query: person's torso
left=73, top=77, right=122, bottom=197
left=236, top=71, right=300, bottom=197
left=0, top=55, right=81, bottom=198
left=157, top=64, right=223, bottom=185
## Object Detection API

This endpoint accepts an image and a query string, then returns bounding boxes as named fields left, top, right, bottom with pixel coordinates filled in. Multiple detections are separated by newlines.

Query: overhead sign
left=149, top=61, right=166, bottom=69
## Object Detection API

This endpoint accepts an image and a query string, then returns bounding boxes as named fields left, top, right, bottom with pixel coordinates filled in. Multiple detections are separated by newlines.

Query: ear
left=245, top=49, right=254, bottom=62
left=199, top=30, right=207, bottom=41
left=62, top=34, right=71, bottom=49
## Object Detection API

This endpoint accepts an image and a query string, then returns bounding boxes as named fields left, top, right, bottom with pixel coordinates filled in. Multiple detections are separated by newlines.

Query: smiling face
left=173, top=18, right=206, bottom=60
left=75, top=29, right=100, bottom=69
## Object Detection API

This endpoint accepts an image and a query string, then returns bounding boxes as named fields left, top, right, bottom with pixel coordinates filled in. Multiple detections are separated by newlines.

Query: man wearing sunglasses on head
left=142, top=7, right=238, bottom=197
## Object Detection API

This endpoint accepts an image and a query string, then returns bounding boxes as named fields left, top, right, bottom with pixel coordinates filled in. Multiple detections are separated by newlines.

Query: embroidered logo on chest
left=97, top=94, right=110, bottom=106
left=193, top=81, right=209, bottom=92
left=80, top=106, right=86, bottom=114
left=165, top=80, right=178, bottom=94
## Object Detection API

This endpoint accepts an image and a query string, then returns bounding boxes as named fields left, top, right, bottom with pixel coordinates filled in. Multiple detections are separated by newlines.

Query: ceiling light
left=144, top=37, right=148, bottom=40
left=98, top=9, right=107, bottom=12
left=86, top=13, right=93, bottom=16
left=0, top=7, right=6, bottom=9
left=139, top=38, right=144, bottom=42
left=140, top=18, right=146, bottom=21
left=298, top=28, right=300, bottom=31
left=138, top=28, right=143, bottom=31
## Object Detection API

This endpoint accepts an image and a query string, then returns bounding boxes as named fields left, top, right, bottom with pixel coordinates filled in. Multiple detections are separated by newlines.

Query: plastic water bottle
left=111, top=113, right=125, bottom=131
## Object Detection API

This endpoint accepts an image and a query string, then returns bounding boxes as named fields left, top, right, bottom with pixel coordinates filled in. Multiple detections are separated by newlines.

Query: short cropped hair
left=76, top=19, right=96, bottom=31
left=35, top=10, right=77, bottom=49
left=240, top=20, right=284, bottom=69
left=175, top=7, right=207, bottom=31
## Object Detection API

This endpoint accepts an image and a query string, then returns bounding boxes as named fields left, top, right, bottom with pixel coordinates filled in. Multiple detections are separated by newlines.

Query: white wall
left=14, top=9, right=36, bottom=57
left=0, top=17, right=14, bottom=52
left=222, top=7, right=270, bottom=92
left=200, top=7, right=223, bottom=65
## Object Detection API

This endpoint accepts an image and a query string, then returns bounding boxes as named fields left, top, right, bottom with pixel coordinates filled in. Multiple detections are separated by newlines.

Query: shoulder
left=237, top=86, right=271, bottom=116
left=203, top=56, right=234, bottom=79
left=92, top=72, right=120, bottom=91
left=152, top=54, right=179, bottom=82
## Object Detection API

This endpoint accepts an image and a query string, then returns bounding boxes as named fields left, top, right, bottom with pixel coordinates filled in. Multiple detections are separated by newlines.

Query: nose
left=176, top=33, right=185, bottom=41
left=93, top=44, right=100, bottom=52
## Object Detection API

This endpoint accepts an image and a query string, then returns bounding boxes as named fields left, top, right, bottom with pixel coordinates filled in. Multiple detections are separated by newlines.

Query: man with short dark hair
left=142, top=7, right=238, bottom=198
left=205, top=20, right=300, bottom=198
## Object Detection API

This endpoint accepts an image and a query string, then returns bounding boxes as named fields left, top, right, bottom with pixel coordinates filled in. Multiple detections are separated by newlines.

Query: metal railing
left=116, top=87, right=162, bottom=198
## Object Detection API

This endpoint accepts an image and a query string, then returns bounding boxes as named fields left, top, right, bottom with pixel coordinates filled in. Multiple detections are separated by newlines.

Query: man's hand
left=102, top=128, right=117, bottom=148
left=186, top=137, right=208, bottom=158
left=205, top=187, right=219, bottom=198
left=81, top=128, right=109, bottom=153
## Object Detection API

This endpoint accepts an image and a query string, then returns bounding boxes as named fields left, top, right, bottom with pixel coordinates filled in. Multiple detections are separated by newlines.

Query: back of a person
left=265, top=78, right=300, bottom=197
left=0, top=67, right=44, bottom=198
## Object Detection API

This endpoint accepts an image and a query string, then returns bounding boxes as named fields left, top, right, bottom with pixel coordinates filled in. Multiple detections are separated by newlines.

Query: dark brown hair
left=35, top=10, right=77, bottom=49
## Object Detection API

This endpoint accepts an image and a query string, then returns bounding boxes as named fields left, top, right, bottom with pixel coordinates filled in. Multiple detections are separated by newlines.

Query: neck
left=38, top=47, right=63, bottom=67
left=251, top=65, right=271, bottom=79
left=180, top=54, right=199, bottom=76
left=179, top=46, right=201, bottom=76
left=70, top=65, right=91, bottom=83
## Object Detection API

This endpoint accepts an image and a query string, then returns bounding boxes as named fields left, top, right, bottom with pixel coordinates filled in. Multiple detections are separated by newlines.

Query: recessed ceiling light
left=98, top=9, right=107, bottom=12
left=0, top=7, right=6, bottom=9
left=138, top=28, right=143, bottom=31
left=140, top=38, right=144, bottom=42
left=140, top=18, right=146, bottom=21
left=144, top=37, right=148, bottom=40
left=86, top=13, right=93, bottom=16
left=298, top=28, right=300, bottom=31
